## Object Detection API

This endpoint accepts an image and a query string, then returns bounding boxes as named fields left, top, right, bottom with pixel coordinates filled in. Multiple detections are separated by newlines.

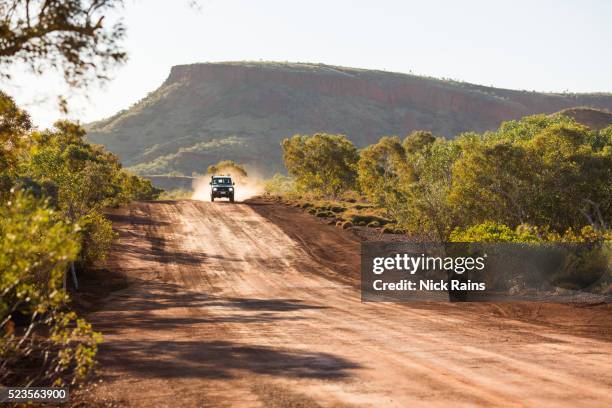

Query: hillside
left=87, top=62, right=612, bottom=180
left=555, top=107, right=612, bottom=130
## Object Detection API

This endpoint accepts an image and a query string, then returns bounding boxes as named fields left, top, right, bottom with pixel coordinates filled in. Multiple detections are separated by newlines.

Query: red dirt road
left=86, top=200, right=612, bottom=407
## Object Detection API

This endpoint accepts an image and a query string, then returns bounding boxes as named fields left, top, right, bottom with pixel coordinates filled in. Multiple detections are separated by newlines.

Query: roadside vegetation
left=274, top=115, right=611, bottom=244
left=206, top=159, right=248, bottom=177
left=0, top=92, right=160, bottom=386
left=159, top=188, right=193, bottom=200
left=0, top=0, right=162, bottom=387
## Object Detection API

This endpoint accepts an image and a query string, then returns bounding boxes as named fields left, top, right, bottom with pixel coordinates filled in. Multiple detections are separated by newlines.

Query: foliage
left=360, top=116, right=609, bottom=241
left=282, top=133, right=358, bottom=197
left=78, top=211, right=115, bottom=265
left=449, top=221, right=541, bottom=243
left=397, top=136, right=461, bottom=240
left=284, top=115, right=611, bottom=243
left=402, top=130, right=436, bottom=154
left=449, top=222, right=611, bottom=244
left=263, top=173, right=295, bottom=195
left=113, top=171, right=163, bottom=204
left=126, top=136, right=248, bottom=177
left=0, top=91, right=31, bottom=174
left=158, top=188, right=192, bottom=200
left=0, top=0, right=127, bottom=86
left=357, top=131, right=460, bottom=240
left=24, top=119, right=159, bottom=207
left=0, top=191, right=101, bottom=386
left=207, top=159, right=247, bottom=177
left=357, top=136, right=411, bottom=209
left=13, top=120, right=159, bottom=267
left=449, top=116, right=611, bottom=232
left=0, top=95, right=157, bottom=386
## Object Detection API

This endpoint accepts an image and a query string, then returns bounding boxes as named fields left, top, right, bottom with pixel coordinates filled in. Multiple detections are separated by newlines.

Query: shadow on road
left=91, top=279, right=328, bottom=335
left=212, top=297, right=329, bottom=311
left=99, top=339, right=360, bottom=380
left=107, top=213, right=171, bottom=227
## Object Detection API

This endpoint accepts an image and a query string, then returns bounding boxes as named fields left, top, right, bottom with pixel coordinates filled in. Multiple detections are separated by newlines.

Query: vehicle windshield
left=212, top=177, right=232, bottom=185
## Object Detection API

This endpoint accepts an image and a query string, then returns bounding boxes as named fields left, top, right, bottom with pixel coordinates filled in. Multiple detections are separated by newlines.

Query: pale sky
left=4, top=0, right=612, bottom=128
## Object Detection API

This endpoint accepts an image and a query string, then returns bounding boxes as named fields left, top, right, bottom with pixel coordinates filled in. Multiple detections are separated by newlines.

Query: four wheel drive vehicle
left=209, top=175, right=235, bottom=202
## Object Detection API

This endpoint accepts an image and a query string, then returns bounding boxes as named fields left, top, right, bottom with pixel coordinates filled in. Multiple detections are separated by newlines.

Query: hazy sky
left=5, top=0, right=612, bottom=127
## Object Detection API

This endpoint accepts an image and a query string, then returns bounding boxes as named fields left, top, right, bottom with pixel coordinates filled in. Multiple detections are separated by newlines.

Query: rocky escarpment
left=87, top=62, right=612, bottom=182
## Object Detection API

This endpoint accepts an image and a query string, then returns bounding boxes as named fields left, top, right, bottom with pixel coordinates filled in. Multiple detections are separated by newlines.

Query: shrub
left=382, top=225, right=405, bottom=234
left=341, top=221, right=353, bottom=229
left=340, top=190, right=362, bottom=203
left=348, top=214, right=390, bottom=226
left=264, top=173, right=295, bottom=195
left=158, top=188, right=192, bottom=200
left=358, top=136, right=411, bottom=208
left=207, top=160, right=247, bottom=177
left=0, top=191, right=101, bottom=386
left=450, top=222, right=611, bottom=243
left=449, top=221, right=540, bottom=243
left=282, top=133, right=359, bottom=197
left=449, top=116, right=611, bottom=232
left=78, top=211, right=116, bottom=265
left=329, top=205, right=346, bottom=213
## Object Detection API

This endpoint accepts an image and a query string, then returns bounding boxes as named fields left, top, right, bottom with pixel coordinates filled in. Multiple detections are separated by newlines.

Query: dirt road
left=86, top=200, right=612, bottom=407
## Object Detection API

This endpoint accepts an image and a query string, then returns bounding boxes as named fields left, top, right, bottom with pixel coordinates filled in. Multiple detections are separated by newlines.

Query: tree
left=402, top=130, right=436, bottom=154
left=0, top=0, right=127, bottom=86
left=449, top=140, right=535, bottom=226
left=263, top=173, right=294, bottom=195
left=357, top=136, right=412, bottom=211
left=399, top=138, right=461, bottom=241
left=22, top=120, right=159, bottom=267
left=449, top=116, right=611, bottom=232
left=0, top=91, right=30, bottom=175
left=207, top=160, right=247, bottom=178
left=282, top=133, right=358, bottom=197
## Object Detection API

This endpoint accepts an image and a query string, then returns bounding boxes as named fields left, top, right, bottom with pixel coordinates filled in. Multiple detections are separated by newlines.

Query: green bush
left=207, top=160, right=247, bottom=177
left=264, top=173, right=295, bottom=195
left=358, top=136, right=410, bottom=209
left=78, top=211, right=116, bottom=265
left=1, top=94, right=156, bottom=387
left=450, top=221, right=540, bottom=243
left=0, top=191, right=101, bottom=386
left=341, top=221, right=353, bottom=229
left=382, top=225, right=405, bottom=234
left=451, top=222, right=611, bottom=244
left=339, top=190, right=362, bottom=203
left=348, top=214, right=390, bottom=226
left=449, top=116, right=611, bottom=232
left=282, top=133, right=359, bottom=197
left=158, top=188, right=192, bottom=200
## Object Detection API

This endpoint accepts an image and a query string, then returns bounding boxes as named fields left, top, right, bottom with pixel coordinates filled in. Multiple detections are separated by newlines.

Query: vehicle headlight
left=213, top=187, right=217, bottom=191
left=229, top=187, right=233, bottom=191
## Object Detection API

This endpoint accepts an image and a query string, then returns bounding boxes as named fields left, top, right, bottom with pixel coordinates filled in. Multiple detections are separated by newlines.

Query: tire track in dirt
left=86, top=200, right=612, bottom=407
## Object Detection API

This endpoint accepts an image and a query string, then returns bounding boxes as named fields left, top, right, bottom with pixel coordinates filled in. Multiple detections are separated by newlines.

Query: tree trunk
left=70, top=261, right=79, bottom=290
